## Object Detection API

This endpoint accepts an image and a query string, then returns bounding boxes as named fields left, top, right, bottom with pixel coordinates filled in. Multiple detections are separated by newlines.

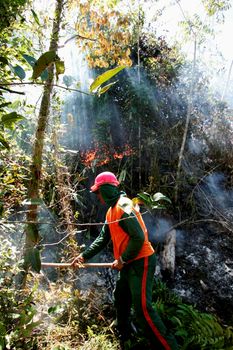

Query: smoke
left=204, top=173, right=233, bottom=210
left=195, top=172, right=233, bottom=227
left=188, top=136, right=206, bottom=155
left=145, top=214, right=173, bottom=244
left=58, top=40, right=128, bottom=152
left=58, top=40, right=95, bottom=150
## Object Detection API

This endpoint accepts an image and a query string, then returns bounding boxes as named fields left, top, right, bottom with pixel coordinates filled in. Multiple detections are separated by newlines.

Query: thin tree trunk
left=174, top=37, right=197, bottom=202
left=22, top=0, right=64, bottom=284
left=137, top=1, right=141, bottom=188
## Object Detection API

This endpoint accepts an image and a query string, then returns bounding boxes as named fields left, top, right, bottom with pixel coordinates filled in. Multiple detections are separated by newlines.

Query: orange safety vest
left=106, top=197, right=154, bottom=262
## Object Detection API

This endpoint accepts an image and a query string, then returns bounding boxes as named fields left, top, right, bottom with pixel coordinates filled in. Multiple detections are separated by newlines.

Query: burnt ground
left=165, top=225, right=233, bottom=326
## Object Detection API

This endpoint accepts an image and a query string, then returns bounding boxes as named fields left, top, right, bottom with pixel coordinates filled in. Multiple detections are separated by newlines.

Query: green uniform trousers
left=114, top=253, right=178, bottom=350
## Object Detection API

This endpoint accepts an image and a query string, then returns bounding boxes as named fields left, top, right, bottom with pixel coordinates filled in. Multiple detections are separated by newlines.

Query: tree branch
left=0, top=86, right=25, bottom=95
left=0, top=82, right=91, bottom=96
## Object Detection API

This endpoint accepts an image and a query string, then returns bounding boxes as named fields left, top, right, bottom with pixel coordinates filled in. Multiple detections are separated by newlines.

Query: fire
left=81, top=144, right=135, bottom=167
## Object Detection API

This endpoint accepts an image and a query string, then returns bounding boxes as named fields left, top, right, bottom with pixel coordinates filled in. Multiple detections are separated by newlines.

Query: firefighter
left=72, top=171, right=178, bottom=350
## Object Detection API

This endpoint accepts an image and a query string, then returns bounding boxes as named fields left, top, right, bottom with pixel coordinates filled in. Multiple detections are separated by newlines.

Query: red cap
left=90, top=171, right=119, bottom=192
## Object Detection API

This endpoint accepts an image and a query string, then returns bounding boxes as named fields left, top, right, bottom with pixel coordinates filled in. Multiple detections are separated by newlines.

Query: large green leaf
left=32, top=50, right=58, bottom=80
left=1, top=112, right=25, bottom=128
left=24, top=247, right=41, bottom=273
left=90, top=65, right=126, bottom=92
left=137, top=192, right=152, bottom=203
left=152, top=192, right=172, bottom=203
left=12, top=65, right=26, bottom=80
left=23, top=54, right=49, bottom=81
left=22, top=54, right=36, bottom=67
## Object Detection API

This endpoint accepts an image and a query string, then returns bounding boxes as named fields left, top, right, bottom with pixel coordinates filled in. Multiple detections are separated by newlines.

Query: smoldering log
left=161, top=229, right=176, bottom=277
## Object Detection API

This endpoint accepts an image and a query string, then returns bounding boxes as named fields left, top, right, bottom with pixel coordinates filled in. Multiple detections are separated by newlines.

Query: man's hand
left=71, top=254, right=85, bottom=267
left=111, top=258, right=125, bottom=271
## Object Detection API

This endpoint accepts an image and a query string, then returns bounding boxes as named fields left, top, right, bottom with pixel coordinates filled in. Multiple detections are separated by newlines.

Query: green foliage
left=152, top=279, right=233, bottom=349
left=1, top=111, right=25, bottom=128
left=9, top=63, right=26, bottom=80
left=32, top=50, right=59, bottom=80
left=79, top=326, right=119, bottom=350
left=134, top=191, right=172, bottom=210
left=202, top=0, right=232, bottom=19
left=23, top=53, right=49, bottom=81
left=0, top=93, right=26, bottom=151
left=0, top=5, right=35, bottom=151
left=0, top=146, right=29, bottom=214
left=0, top=238, right=40, bottom=349
left=50, top=288, right=109, bottom=332
left=172, top=304, right=233, bottom=349
left=0, top=0, right=27, bottom=32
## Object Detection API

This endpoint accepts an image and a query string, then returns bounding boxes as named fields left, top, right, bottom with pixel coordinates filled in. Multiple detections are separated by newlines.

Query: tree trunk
left=22, top=0, right=64, bottom=284
left=161, top=229, right=176, bottom=278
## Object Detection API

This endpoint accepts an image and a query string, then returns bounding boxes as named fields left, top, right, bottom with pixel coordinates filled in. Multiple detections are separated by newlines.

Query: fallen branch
left=41, top=262, right=112, bottom=269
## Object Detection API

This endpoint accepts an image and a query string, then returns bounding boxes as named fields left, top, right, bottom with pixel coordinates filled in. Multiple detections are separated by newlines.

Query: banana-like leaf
left=32, top=50, right=58, bottom=80
left=90, top=65, right=126, bottom=93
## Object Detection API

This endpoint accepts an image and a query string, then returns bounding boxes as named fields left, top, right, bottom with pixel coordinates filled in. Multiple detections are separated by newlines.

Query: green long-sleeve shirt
left=82, top=210, right=145, bottom=263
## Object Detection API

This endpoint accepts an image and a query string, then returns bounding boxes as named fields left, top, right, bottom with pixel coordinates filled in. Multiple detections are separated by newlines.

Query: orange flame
left=81, top=144, right=135, bottom=167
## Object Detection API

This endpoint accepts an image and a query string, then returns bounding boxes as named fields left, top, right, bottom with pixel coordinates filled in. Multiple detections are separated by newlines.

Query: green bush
left=153, top=279, right=233, bottom=349
left=0, top=238, right=40, bottom=349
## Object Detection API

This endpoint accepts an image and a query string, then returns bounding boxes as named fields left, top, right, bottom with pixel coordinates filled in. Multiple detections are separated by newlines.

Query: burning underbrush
left=80, top=143, right=135, bottom=168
